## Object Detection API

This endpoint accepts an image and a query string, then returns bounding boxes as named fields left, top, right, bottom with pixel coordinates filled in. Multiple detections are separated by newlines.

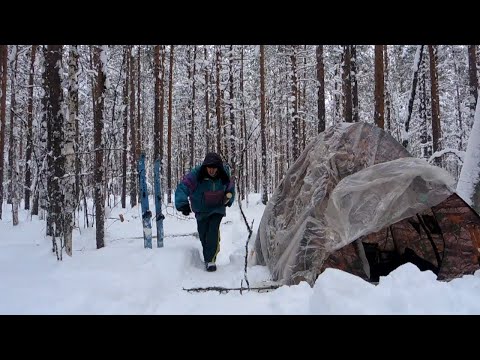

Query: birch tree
left=121, top=46, right=129, bottom=209
left=25, top=45, right=37, bottom=210
left=290, top=45, right=299, bottom=160
left=37, top=47, right=49, bottom=222
left=64, top=45, right=78, bottom=256
left=9, top=46, right=19, bottom=224
left=457, top=97, right=480, bottom=213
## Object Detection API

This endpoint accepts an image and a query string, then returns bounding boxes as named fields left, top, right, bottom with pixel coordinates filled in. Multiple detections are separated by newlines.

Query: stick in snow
left=182, top=284, right=281, bottom=294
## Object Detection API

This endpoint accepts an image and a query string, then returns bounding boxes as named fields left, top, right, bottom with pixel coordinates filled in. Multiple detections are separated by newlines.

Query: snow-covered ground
left=1, top=193, right=480, bottom=314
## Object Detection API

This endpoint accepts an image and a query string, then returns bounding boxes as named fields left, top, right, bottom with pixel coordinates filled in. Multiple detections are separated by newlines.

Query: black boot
left=205, top=262, right=217, bottom=272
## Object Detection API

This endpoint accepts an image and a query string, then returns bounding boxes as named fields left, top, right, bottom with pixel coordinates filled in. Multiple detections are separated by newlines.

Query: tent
left=253, top=122, right=480, bottom=286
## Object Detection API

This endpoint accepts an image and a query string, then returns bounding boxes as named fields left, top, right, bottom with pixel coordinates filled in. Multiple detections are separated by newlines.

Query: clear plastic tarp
left=325, top=157, right=456, bottom=251
left=253, top=122, right=456, bottom=286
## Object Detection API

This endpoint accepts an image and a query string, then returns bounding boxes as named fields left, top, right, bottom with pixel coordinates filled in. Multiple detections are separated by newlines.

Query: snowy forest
left=0, top=45, right=478, bottom=259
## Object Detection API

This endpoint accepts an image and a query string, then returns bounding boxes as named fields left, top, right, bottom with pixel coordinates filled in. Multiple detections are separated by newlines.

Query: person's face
left=207, top=166, right=218, bottom=177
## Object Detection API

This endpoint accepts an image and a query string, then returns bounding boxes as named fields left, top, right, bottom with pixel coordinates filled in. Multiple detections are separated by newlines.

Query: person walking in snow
left=175, top=152, right=235, bottom=272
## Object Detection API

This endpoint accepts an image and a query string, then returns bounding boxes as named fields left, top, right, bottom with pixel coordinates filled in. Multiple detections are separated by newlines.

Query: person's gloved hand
left=178, top=204, right=191, bottom=216
left=225, top=192, right=233, bottom=207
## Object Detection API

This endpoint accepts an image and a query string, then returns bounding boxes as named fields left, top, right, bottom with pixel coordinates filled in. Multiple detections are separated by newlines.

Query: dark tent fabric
left=320, top=193, right=480, bottom=283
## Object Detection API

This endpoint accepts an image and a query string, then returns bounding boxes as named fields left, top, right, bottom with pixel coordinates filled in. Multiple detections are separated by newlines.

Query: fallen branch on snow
left=182, top=284, right=281, bottom=294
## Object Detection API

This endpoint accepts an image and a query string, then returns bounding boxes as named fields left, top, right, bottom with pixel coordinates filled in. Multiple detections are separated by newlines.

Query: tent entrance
left=363, top=242, right=402, bottom=282
left=362, top=220, right=440, bottom=282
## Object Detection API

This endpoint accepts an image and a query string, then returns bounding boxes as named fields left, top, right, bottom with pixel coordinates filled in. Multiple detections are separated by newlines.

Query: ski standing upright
left=138, top=152, right=152, bottom=248
left=154, top=158, right=165, bottom=247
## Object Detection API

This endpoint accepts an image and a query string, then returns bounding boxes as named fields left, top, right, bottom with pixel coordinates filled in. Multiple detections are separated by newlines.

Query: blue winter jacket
left=175, top=163, right=235, bottom=220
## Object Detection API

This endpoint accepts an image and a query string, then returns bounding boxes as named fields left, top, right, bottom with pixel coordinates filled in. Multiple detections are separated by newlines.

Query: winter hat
left=202, top=152, right=223, bottom=168
left=199, top=152, right=229, bottom=184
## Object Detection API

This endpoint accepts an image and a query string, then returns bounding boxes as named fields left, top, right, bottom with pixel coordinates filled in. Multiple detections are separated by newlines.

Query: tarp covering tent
left=253, top=122, right=480, bottom=286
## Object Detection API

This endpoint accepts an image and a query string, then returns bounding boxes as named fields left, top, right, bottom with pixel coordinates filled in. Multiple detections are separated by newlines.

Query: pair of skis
left=138, top=152, right=165, bottom=248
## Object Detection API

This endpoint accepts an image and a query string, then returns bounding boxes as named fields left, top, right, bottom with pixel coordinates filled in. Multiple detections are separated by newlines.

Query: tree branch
left=428, top=149, right=465, bottom=164
left=183, top=284, right=280, bottom=294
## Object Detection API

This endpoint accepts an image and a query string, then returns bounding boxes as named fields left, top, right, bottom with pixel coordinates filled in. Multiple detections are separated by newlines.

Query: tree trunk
left=383, top=45, right=392, bottom=132
left=45, top=46, right=56, bottom=236
left=204, top=46, right=211, bottom=152
left=38, top=46, right=49, bottom=223
left=167, top=45, right=174, bottom=204
left=468, top=45, right=478, bottom=126
left=333, top=52, right=341, bottom=124
left=25, top=45, right=37, bottom=210
left=129, top=46, right=137, bottom=208
left=260, top=45, right=268, bottom=205
left=351, top=45, right=359, bottom=123
left=451, top=46, right=464, bottom=152
left=240, top=46, right=248, bottom=203
left=215, top=46, right=222, bottom=155
left=64, top=45, right=79, bottom=256
left=159, top=46, right=166, bottom=194
left=228, top=45, right=236, bottom=169
left=93, top=45, right=106, bottom=249
left=7, top=46, right=18, bottom=206
left=0, top=45, right=7, bottom=219
left=136, top=46, right=142, bottom=158
left=429, top=45, right=442, bottom=166
left=154, top=45, right=161, bottom=161
left=342, top=45, right=353, bottom=123
left=402, top=45, right=424, bottom=149
left=45, top=45, right=65, bottom=253
left=374, top=45, right=385, bottom=129
left=190, top=45, right=197, bottom=169
left=290, top=45, right=299, bottom=160
left=301, top=46, right=306, bottom=151
left=419, top=67, right=430, bottom=159
left=316, top=45, right=325, bottom=133
left=121, top=47, right=129, bottom=209
left=9, top=46, right=19, bottom=224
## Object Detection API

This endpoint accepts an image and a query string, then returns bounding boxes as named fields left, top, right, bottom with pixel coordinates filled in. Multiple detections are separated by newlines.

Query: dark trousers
left=197, top=213, right=223, bottom=263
